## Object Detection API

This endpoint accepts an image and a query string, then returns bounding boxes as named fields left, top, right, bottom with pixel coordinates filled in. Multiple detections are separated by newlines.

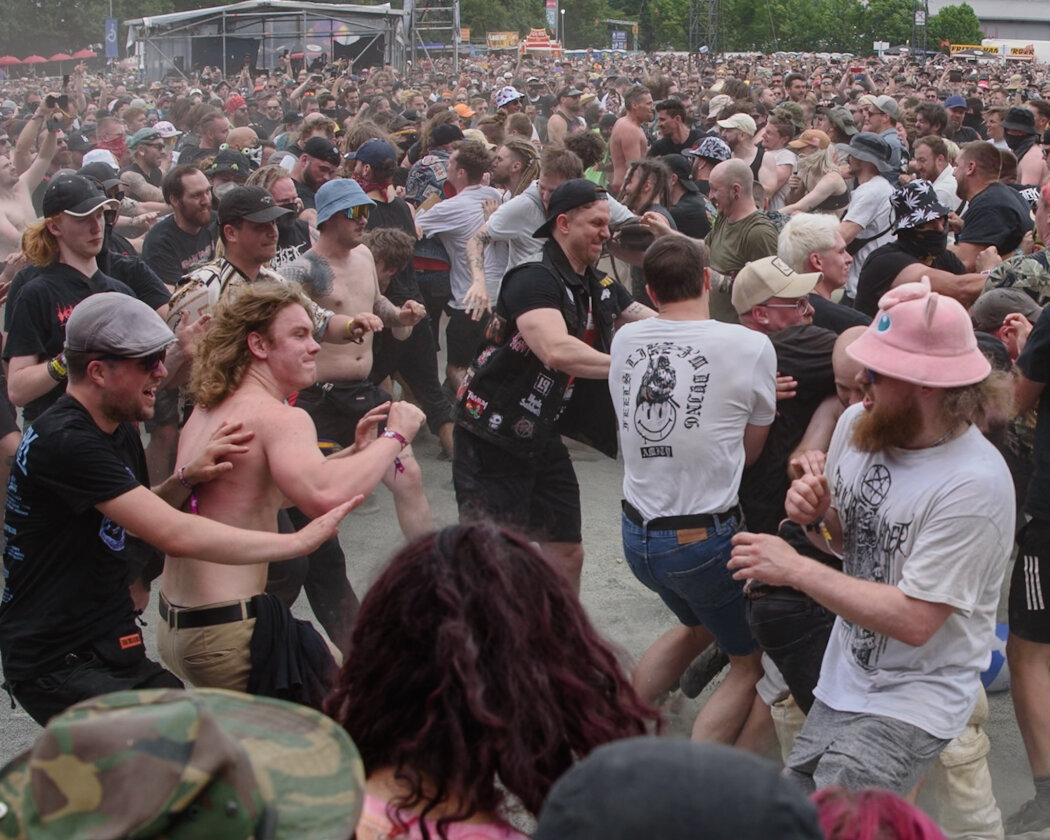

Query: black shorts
left=1009, top=518, right=1050, bottom=643
left=445, top=309, right=489, bottom=368
left=293, top=381, right=392, bottom=450
left=144, top=386, right=181, bottom=432
left=452, top=426, right=582, bottom=544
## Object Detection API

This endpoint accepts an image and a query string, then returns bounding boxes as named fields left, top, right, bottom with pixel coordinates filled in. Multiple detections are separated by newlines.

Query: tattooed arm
left=464, top=224, right=492, bottom=321
left=615, top=301, right=657, bottom=326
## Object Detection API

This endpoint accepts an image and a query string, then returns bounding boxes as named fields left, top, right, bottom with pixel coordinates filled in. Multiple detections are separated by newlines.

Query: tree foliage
left=928, top=3, right=983, bottom=47
left=0, top=0, right=987, bottom=60
left=0, top=0, right=170, bottom=56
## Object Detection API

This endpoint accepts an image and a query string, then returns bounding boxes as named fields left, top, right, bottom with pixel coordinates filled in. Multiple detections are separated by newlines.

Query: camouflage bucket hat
left=0, top=688, right=364, bottom=840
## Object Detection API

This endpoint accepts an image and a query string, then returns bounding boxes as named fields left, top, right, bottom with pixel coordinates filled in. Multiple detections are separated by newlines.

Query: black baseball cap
left=430, top=123, right=464, bottom=147
left=303, top=136, right=341, bottom=166
left=662, top=154, right=699, bottom=193
left=77, top=162, right=121, bottom=191
left=217, top=186, right=293, bottom=226
left=42, top=174, right=119, bottom=217
left=533, top=179, right=608, bottom=238
left=66, top=131, right=95, bottom=154
left=205, top=148, right=254, bottom=178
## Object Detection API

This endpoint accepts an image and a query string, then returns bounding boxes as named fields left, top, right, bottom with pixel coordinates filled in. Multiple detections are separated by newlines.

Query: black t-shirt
left=959, top=181, right=1033, bottom=255
left=272, top=219, right=313, bottom=273
left=4, top=265, right=134, bottom=423
left=119, top=162, right=163, bottom=189
left=0, top=395, right=146, bottom=682
left=854, top=243, right=966, bottom=318
left=669, top=191, right=711, bottom=239
left=739, top=324, right=837, bottom=535
left=1017, top=305, right=1050, bottom=521
left=295, top=178, right=317, bottom=210
left=649, top=128, right=705, bottom=158
left=498, top=258, right=633, bottom=326
left=366, top=197, right=423, bottom=304
left=809, top=293, right=871, bottom=333
left=142, top=214, right=217, bottom=285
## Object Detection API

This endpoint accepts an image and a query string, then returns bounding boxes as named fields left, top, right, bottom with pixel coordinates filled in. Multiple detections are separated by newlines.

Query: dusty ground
left=0, top=428, right=1045, bottom=835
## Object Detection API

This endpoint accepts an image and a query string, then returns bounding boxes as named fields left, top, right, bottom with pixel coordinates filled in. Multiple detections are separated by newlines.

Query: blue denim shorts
left=622, top=512, right=758, bottom=656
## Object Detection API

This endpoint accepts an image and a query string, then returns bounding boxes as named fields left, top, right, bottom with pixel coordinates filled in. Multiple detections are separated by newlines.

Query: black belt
left=158, top=595, right=256, bottom=630
left=621, top=500, right=742, bottom=531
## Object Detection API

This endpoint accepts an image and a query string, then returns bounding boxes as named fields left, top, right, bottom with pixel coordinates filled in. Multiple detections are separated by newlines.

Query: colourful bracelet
left=381, top=429, right=408, bottom=450
left=177, top=466, right=194, bottom=489
left=46, top=354, right=67, bottom=382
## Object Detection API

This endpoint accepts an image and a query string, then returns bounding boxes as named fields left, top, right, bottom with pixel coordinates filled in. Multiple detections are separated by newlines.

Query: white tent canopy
left=125, top=0, right=408, bottom=78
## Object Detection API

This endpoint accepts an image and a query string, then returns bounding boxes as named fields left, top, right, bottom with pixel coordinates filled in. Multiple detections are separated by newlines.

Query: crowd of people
left=0, top=45, right=1048, bottom=838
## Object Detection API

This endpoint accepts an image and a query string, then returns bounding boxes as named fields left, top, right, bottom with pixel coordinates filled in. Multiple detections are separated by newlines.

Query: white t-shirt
left=843, top=176, right=896, bottom=297
left=932, top=165, right=961, bottom=214
left=767, top=148, right=798, bottom=211
left=815, top=404, right=1015, bottom=739
left=609, top=318, right=777, bottom=520
left=416, top=184, right=503, bottom=309
left=487, top=181, right=634, bottom=270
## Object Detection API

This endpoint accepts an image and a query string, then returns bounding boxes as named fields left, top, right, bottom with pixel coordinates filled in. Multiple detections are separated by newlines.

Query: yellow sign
left=486, top=31, right=520, bottom=49
left=460, top=28, right=470, bottom=40
left=949, top=43, right=989, bottom=53
left=1010, top=46, right=1035, bottom=55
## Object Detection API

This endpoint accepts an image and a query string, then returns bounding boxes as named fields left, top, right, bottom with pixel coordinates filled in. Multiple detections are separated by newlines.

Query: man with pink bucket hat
left=730, top=278, right=1015, bottom=796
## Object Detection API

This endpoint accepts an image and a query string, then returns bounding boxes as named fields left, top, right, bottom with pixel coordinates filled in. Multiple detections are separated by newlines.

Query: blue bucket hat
left=315, top=178, right=376, bottom=225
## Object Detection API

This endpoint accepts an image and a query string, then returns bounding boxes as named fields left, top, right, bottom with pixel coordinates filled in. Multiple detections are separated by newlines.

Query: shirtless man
left=158, top=281, right=426, bottom=702
left=718, top=112, right=779, bottom=201
left=610, top=85, right=653, bottom=194
left=0, top=102, right=60, bottom=257
left=276, top=179, right=431, bottom=650
left=120, top=127, right=166, bottom=203
left=546, top=86, right=585, bottom=145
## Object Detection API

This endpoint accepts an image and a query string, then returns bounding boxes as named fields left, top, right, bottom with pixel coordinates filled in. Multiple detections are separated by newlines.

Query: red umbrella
left=71, top=48, right=96, bottom=59
left=49, top=53, right=73, bottom=62
left=0, top=56, right=21, bottom=66
left=22, top=55, right=47, bottom=64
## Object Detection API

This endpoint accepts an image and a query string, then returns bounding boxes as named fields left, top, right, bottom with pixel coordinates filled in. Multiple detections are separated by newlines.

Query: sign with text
left=546, top=0, right=558, bottom=33
left=486, top=31, right=520, bottom=49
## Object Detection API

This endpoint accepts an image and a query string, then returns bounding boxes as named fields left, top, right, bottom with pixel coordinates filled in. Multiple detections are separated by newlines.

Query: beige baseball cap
left=732, top=256, right=822, bottom=315
left=716, top=112, right=757, bottom=136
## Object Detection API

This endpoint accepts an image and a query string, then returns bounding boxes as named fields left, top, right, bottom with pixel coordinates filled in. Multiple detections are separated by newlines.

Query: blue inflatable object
left=980, top=622, right=1011, bottom=693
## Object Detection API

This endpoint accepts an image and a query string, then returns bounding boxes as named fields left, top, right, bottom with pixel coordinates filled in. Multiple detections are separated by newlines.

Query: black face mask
left=897, top=226, right=948, bottom=261
left=1004, top=131, right=1027, bottom=153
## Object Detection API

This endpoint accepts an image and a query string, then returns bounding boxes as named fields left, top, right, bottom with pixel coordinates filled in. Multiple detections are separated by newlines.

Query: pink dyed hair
left=812, top=788, right=947, bottom=840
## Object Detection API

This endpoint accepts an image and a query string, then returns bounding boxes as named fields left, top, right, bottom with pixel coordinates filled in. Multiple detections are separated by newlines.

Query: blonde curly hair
left=190, top=281, right=313, bottom=409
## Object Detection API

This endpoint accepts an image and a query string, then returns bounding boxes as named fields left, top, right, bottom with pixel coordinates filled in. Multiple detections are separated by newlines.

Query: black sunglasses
left=97, top=349, right=167, bottom=372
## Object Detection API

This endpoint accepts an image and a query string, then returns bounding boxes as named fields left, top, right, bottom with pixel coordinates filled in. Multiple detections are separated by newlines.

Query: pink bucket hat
left=847, top=279, right=990, bottom=387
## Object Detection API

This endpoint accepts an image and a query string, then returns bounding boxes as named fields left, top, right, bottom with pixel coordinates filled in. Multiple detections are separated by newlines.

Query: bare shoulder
left=283, top=250, right=334, bottom=298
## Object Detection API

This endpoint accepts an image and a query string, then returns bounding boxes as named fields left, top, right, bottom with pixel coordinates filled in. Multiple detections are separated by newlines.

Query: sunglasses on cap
left=862, top=368, right=879, bottom=384
left=344, top=205, right=370, bottom=221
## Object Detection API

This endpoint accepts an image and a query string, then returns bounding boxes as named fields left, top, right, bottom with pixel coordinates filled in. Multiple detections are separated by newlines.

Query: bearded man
left=730, top=279, right=1015, bottom=795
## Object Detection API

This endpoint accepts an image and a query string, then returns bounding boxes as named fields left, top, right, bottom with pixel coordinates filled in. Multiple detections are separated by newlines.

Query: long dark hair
left=325, top=522, right=659, bottom=838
